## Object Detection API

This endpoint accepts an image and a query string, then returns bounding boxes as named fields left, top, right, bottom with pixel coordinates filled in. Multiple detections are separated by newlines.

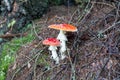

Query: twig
left=32, top=21, right=43, bottom=40
left=67, top=49, right=76, bottom=80
left=0, top=33, right=27, bottom=39
left=11, top=49, right=45, bottom=80
left=68, top=7, right=79, bottom=24
left=95, top=57, right=110, bottom=80
left=91, top=1, right=116, bottom=9
left=20, top=52, right=34, bottom=62
left=76, top=0, right=94, bottom=25
left=33, top=48, right=42, bottom=80
left=37, top=63, right=67, bottom=79
left=101, top=21, right=119, bottom=34
left=0, top=18, right=6, bottom=25
left=50, top=68, right=64, bottom=80
left=102, top=2, right=120, bottom=34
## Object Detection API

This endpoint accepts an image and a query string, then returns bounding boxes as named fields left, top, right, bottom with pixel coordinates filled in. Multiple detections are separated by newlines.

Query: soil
left=6, top=2, right=120, bottom=80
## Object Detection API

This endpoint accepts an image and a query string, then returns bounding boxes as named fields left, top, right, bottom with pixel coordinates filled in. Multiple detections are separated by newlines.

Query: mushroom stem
left=57, top=30, right=67, bottom=41
left=49, top=46, right=59, bottom=64
left=60, top=40, right=66, bottom=52
left=57, top=30, right=67, bottom=60
left=60, top=40, right=66, bottom=59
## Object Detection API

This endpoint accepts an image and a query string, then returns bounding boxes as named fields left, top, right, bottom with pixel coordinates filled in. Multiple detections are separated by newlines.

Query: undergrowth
left=0, top=24, right=35, bottom=80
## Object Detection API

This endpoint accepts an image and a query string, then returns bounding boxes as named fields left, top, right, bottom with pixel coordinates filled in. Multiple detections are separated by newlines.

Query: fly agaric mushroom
left=42, top=38, right=60, bottom=64
left=48, top=23, right=77, bottom=60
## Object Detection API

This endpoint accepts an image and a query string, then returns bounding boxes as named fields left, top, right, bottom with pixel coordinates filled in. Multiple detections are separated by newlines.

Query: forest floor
left=6, top=3, right=120, bottom=80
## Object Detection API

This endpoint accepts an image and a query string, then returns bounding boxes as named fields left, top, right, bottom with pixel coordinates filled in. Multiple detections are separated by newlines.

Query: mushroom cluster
left=42, top=23, right=77, bottom=64
left=48, top=24, right=77, bottom=59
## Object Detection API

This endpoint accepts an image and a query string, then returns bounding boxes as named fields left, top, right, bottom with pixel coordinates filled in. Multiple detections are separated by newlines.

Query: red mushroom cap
left=48, top=23, right=77, bottom=32
left=43, top=38, right=60, bottom=46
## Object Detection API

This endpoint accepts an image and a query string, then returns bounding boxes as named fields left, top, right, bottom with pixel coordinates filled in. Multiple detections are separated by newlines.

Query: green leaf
left=8, top=19, right=16, bottom=28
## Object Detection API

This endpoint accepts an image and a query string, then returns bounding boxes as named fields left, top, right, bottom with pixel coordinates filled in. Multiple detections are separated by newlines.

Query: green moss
left=0, top=71, right=5, bottom=80
left=0, top=24, right=35, bottom=80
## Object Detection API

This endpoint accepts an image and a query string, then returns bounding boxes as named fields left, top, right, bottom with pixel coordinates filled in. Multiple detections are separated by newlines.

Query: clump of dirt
left=7, top=1, right=120, bottom=80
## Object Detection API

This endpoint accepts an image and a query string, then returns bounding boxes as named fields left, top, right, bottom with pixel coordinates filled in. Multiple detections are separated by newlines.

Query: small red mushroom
left=48, top=24, right=77, bottom=59
left=43, top=38, right=60, bottom=64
